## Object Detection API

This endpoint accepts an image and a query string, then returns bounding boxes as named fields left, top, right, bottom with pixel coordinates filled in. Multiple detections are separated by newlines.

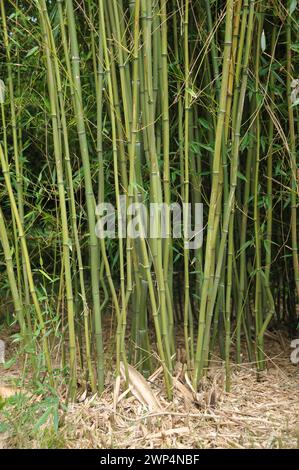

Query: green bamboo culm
left=64, top=0, right=105, bottom=393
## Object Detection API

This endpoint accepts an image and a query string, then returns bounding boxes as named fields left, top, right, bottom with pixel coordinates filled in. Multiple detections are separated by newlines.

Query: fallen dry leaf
left=145, top=426, right=190, bottom=440
left=0, top=385, right=19, bottom=399
left=173, top=377, right=194, bottom=404
left=113, top=374, right=121, bottom=411
left=120, top=362, right=161, bottom=412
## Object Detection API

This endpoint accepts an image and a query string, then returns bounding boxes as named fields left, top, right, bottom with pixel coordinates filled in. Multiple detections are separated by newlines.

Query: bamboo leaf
left=3, top=357, right=17, bottom=369
left=33, top=407, right=53, bottom=432
left=25, top=46, right=39, bottom=58
left=186, top=87, right=197, bottom=99
left=289, top=0, right=297, bottom=15
left=0, top=80, right=5, bottom=103
left=261, top=30, right=266, bottom=52
left=38, top=269, right=54, bottom=282
left=197, top=117, right=211, bottom=130
left=237, top=171, right=247, bottom=182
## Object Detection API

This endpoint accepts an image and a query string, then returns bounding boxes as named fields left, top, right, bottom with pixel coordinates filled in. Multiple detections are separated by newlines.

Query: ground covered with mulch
left=0, top=331, right=298, bottom=449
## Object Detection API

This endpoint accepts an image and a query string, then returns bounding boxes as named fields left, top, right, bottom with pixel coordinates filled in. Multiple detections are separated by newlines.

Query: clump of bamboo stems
left=0, top=0, right=298, bottom=398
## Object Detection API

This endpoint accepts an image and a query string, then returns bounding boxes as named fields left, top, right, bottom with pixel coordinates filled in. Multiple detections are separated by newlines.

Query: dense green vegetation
left=0, top=0, right=298, bottom=400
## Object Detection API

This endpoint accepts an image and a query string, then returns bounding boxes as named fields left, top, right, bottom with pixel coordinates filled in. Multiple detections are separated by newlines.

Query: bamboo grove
left=0, top=0, right=298, bottom=399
